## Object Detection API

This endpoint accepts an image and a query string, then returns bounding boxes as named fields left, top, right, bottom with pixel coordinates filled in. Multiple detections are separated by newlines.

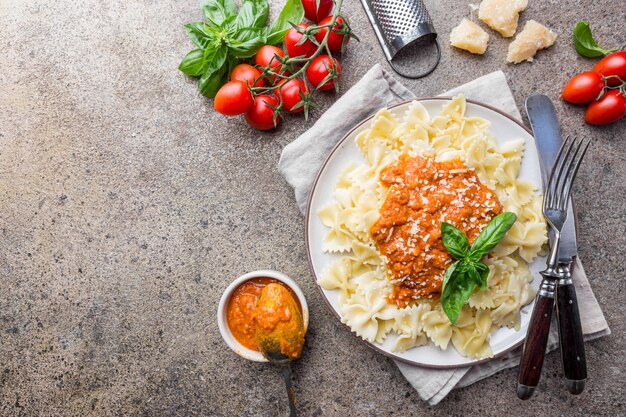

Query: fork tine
left=544, top=137, right=565, bottom=209
left=559, top=138, right=591, bottom=210
left=545, top=136, right=574, bottom=210
left=553, top=136, right=581, bottom=210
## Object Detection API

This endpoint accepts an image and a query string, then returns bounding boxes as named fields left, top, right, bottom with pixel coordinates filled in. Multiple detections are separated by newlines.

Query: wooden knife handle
left=556, top=264, right=587, bottom=395
left=517, top=283, right=555, bottom=400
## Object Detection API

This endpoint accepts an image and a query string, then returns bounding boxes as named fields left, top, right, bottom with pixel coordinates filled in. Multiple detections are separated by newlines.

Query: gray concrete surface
left=1, top=0, right=624, bottom=415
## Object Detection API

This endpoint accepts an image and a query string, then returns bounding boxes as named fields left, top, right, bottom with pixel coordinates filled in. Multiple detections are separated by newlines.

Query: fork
left=541, top=136, right=590, bottom=280
left=517, top=136, right=591, bottom=400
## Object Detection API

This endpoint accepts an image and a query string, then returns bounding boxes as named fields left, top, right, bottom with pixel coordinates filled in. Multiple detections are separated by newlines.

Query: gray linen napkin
left=278, top=64, right=610, bottom=405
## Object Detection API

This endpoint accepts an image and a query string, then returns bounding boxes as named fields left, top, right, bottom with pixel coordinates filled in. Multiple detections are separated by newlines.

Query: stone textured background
left=1, top=0, right=624, bottom=415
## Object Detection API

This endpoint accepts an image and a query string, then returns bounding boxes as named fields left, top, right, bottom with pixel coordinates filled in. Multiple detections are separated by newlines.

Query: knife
left=516, top=94, right=561, bottom=399
left=523, top=95, right=587, bottom=396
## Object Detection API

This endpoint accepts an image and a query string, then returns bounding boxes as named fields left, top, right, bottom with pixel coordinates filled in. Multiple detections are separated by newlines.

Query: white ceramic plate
left=305, top=97, right=546, bottom=368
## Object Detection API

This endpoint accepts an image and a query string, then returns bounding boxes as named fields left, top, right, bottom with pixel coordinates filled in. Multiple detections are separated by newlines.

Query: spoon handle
left=281, top=364, right=297, bottom=417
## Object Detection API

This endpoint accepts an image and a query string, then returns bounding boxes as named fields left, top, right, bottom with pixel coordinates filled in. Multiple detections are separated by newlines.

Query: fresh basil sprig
left=440, top=212, right=517, bottom=324
left=179, top=0, right=304, bottom=98
left=573, top=22, right=617, bottom=58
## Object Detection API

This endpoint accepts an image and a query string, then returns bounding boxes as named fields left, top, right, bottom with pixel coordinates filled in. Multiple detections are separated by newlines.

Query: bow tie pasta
left=317, top=95, right=547, bottom=359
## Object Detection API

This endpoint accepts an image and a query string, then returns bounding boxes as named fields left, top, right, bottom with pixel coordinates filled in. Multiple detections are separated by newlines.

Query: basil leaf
left=265, top=0, right=304, bottom=45
left=202, top=0, right=237, bottom=28
left=441, top=260, right=459, bottom=294
left=184, top=22, right=213, bottom=49
left=467, top=264, right=481, bottom=288
left=235, top=0, right=269, bottom=30
left=441, top=222, right=470, bottom=259
left=199, top=62, right=228, bottom=98
left=222, top=15, right=237, bottom=29
left=179, top=49, right=206, bottom=76
left=205, top=45, right=228, bottom=75
left=225, top=54, right=238, bottom=75
left=467, top=262, right=489, bottom=289
left=198, top=70, right=219, bottom=98
left=441, top=261, right=476, bottom=324
left=227, top=28, right=267, bottom=58
left=468, top=212, right=517, bottom=262
left=573, top=22, right=617, bottom=58
left=475, top=262, right=490, bottom=290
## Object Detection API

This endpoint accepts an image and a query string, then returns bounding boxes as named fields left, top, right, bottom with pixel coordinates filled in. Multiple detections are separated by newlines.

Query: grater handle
left=388, top=40, right=440, bottom=79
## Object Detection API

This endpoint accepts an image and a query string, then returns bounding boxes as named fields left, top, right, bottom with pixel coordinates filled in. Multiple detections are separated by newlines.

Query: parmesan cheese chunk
left=478, top=0, right=528, bottom=37
left=507, top=20, right=557, bottom=63
left=450, top=18, right=490, bottom=54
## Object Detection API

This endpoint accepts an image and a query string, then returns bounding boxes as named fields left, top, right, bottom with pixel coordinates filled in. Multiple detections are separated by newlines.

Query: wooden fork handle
left=517, top=281, right=555, bottom=400
left=556, top=263, right=587, bottom=395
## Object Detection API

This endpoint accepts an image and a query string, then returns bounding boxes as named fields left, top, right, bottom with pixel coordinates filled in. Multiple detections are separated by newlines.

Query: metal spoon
left=255, top=284, right=305, bottom=417
left=260, top=350, right=298, bottom=417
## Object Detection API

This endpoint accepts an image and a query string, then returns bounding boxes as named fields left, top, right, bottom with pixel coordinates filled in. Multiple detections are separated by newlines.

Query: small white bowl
left=217, top=270, right=309, bottom=362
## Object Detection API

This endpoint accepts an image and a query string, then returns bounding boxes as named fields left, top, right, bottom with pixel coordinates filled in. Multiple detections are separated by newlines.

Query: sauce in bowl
left=226, top=277, right=302, bottom=352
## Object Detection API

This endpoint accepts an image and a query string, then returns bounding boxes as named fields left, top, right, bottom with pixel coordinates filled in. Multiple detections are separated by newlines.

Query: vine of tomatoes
left=562, top=51, right=626, bottom=125
left=213, top=0, right=357, bottom=130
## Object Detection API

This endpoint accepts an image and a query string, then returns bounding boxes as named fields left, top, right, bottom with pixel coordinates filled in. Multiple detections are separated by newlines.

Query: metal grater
left=360, top=0, right=440, bottom=79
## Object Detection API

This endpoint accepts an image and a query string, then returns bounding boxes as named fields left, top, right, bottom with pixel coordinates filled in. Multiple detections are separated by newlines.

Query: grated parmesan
left=384, top=227, right=394, bottom=242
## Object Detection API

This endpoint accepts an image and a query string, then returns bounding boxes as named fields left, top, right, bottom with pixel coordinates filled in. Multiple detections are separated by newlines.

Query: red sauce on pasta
left=370, top=155, right=502, bottom=307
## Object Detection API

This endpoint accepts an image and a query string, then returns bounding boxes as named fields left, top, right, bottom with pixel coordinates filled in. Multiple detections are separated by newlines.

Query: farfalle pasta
left=317, top=95, right=547, bottom=359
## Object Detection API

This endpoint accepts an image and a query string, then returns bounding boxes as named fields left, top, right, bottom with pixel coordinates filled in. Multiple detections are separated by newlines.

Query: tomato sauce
left=370, top=155, right=502, bottom=307
left=226, top=277, right=301, bottom=351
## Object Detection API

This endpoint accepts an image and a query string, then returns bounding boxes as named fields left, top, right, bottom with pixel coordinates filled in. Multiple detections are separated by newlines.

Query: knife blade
left=525, top=94, right=577, bottom=260
left=525, top=94, right=586, bottom=396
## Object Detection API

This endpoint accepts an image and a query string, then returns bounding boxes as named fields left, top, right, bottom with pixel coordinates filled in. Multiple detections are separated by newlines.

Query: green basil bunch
left=440, top=212, right=517, bottom=324
left=178, top=0, right=304, bottom=97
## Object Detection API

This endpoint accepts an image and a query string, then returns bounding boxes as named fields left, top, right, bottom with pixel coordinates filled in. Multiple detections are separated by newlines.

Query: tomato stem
left=602, top=74, right=626, bottom=87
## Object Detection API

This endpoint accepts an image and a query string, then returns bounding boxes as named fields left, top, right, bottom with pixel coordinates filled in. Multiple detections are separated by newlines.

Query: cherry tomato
left=585, top=90, right=626, bottom=125
left=302, top=0, right=333, bottom=23
left=314, top=16, right=349, bottom=52
left=284, top=24, right=317, bottom=59
left=245, top=94, right=281, bottom=130
left=593, top=51, right=626, bottom=87
left=231, top=64, right=264, bottom=88
left=306, top=55, right=341, bottom=91
left=255, top=45, right=289, bottom=83
left=276, top=78, right=309, bottom=112
left=561, top=71, right=605, bottom=104
left=255, top=45, right=285, bottom=70
left=214, top=80, right=253, bottom=116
